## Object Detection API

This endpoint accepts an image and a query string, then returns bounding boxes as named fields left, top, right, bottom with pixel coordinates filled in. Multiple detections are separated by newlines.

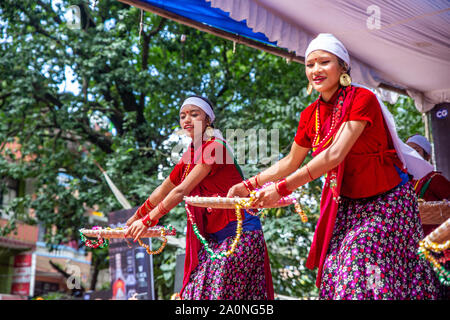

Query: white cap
left=406, top=134, right=432, bottom=156
left=181, top=97, right=215, bottom=123
left=305, top=33, right=350, bottom=67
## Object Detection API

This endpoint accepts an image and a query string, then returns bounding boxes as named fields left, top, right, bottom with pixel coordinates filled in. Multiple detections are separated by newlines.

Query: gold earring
left=340, top=73, right=352, bottom=87
left=306, top=83, right=313, bottom=95
left=205, top=125, right=214, bottom=138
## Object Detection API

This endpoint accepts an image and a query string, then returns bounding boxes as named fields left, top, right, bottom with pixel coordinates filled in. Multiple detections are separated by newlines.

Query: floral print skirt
left=181, top=230, right=268, bottom=300
left=319, top=182, right=442, bottom=299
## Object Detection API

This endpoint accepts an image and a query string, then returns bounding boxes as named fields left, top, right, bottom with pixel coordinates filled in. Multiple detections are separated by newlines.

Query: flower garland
left=185, top=200, right=243, bottom=261
left=248, top=182, right=308, bottom=223
left=80, top=225, right=175, bottom=256
left=137, top=227, right=169, bottom=255
left=418, top=238, right=450, bottom=286
left=79, top=226, right=109, bottom=249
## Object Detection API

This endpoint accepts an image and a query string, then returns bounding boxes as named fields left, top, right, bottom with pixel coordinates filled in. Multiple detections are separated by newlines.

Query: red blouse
left=294, top=87, right=403, bottom=199
left=169, top=138, right=243, bottom=234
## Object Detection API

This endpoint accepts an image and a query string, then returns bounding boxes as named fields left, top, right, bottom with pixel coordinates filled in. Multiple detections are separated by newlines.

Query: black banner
left=108, top=207, right=155, bottom=300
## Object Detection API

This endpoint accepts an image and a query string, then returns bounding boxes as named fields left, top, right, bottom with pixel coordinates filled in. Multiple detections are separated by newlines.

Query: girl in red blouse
left=125, top=96, right=273, bottom=300
left=228, top=34, right=440, bottom=299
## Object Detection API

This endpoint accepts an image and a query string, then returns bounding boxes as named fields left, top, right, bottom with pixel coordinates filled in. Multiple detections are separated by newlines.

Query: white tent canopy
left=207, top=0, right=450, bottom=112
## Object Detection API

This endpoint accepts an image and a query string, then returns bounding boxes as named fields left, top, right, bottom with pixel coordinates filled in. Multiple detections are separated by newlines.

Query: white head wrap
left=179, top=96, right=226, bottom=141
left=305, top=33, right=350, bottom=67
left=352, top=84, right=434, bottom=179
left=406, top=134, right=432, bottom=156
left=181, top=97, right=215, bottom=123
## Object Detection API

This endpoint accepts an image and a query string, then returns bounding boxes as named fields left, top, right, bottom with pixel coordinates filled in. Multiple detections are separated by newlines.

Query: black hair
left=186, top=95, right=215, bottom=127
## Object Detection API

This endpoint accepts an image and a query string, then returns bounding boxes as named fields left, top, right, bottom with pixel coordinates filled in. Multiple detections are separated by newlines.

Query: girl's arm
left=227, top=142, right=310, bottom=197
left=147, top=163, right=212, bottom=221
left=286, top=120, right=367, bottom=189
left=253, top=120, right=367, bottom=207
left=126, top=176, right=177, bottom=226
left=125, top=163, right=213, bottom=240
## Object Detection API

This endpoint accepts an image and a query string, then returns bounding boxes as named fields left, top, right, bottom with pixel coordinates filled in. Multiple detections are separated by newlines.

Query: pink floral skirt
left=181, top=230, right=268, bottom=300
left=319, top=182, right=442, bottom=299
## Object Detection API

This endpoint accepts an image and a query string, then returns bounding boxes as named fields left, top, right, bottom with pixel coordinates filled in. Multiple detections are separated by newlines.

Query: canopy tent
left=118, top=0, right=450, bottom=177
left=119, top=0, right=450, bottom=112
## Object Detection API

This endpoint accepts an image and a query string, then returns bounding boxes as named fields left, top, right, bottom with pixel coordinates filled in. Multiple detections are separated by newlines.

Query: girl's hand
left=227, top=182, right=249, bottom=198
left=124, top=220, right=147, bottom=242
left=126, top=213, right=140, bottom=227
left=252, top=183, right=281, bottom=208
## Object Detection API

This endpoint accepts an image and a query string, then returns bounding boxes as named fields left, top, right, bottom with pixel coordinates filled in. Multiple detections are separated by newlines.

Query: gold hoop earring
left=340, top=73, right=352, bottom=87
left=306, top=83, right=313, bottom=95
left=205, top=125, right=214, bottom=138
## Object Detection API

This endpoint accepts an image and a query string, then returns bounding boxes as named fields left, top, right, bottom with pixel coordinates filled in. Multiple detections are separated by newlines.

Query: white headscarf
left=352, top=84, right=434, bottom=179
left=305, top=33, right=350, bottom=67
left=181, top=96, right=215, bottom=123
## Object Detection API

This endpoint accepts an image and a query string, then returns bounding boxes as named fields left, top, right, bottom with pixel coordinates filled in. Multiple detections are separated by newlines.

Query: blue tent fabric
left=139, top=0, right=276, bottom=46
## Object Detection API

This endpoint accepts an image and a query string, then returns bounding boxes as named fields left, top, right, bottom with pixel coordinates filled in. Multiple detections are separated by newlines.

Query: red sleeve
left=169, top=161, right=184, bottom=186
left=428, top=174, right=450, bottom=200
left=294, top=105, right=315, bottom=148
left=346, top=88, right=379, bottom=127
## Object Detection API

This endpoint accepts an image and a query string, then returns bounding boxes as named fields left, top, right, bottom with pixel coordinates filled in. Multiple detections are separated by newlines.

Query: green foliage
left=38, top=292, right=73, bottom=300
left=385, top=96, right=425, bottom=140
left=0, top=0, right=424, bottom=300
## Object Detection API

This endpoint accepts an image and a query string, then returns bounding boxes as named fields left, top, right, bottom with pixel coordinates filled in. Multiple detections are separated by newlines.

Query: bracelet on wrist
left=275, top=178, right=293, bottom=197
left=242, top=180, right=254, bottom=194
left=141, top=214, right=159, bottom=228
left=158, top=202, right=170, bottom=216
left=305, top=164, right=314, bottom=181
left=254, top=174, right=262, bottom=188
left=136, top=197, right=156, bottom=218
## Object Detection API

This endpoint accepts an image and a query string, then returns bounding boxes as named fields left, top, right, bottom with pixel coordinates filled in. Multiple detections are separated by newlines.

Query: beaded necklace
left=183, top=137, right=244, bottom=261
left=312, top=87, right=347, bottom=151
left=312, top=87, right=348, bottom=203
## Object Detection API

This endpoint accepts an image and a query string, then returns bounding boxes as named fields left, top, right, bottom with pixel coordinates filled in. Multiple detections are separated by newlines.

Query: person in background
left=406, top=134, right=449, bottom=297
left=406, top=134, right=450, bottom=206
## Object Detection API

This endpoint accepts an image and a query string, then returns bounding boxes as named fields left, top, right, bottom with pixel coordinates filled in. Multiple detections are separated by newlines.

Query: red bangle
left=254, top=174, right=261, bottom=188
left=275, top=179, right=293, bottom=197
left=144, top=198, right=155, bottom=211
left=141, top=214, right=159, bottom=228
left=158, top=202, right=170, bottom=216
left=242, top=180, right=254, bottom=193
left=248, top=179, right=256, bottom=191
left=136, top=197, right=156, bottom=218
left=305, top=164, right=314, bottom=181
